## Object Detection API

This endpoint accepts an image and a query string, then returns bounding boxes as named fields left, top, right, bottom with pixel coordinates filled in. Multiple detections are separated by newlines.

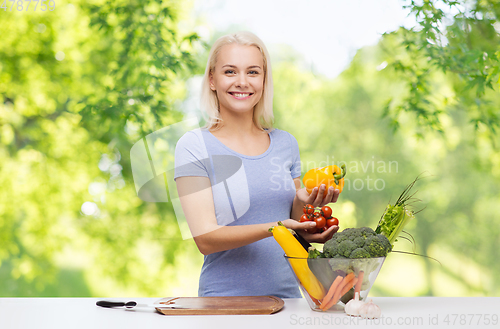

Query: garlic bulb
left=358, top=299, right=381, bottom=319
left=344, top=292, right=364, bottom=317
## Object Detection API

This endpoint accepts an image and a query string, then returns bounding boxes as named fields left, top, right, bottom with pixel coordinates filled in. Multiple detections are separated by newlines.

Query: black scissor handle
left=96, top=300, right=137, bottom=308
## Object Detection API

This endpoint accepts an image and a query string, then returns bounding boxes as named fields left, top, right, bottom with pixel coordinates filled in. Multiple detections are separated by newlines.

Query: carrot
left=319, top=276, right=342, bottom=310
left=321, top=273, right=355, bottom=311
left=321, top=272, right=355, bottom=311
left=340, top=277, right=358, bottom=297
left=346, top=272, right=356, bottom=281
left=354, top=271, right=364, bottom=296
left=321, top=277, right=357, bottom=311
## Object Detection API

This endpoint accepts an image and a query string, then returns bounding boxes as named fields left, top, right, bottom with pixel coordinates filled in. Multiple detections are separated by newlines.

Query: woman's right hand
left=296, top=184, right=340, bottom=208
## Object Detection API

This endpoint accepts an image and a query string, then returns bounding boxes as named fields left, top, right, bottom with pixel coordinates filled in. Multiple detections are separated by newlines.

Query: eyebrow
left=221, top=64, right=262, bottom=70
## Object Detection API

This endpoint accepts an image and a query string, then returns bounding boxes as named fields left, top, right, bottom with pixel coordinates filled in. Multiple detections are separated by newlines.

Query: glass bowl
left=284, top=255, right=385, bottom=312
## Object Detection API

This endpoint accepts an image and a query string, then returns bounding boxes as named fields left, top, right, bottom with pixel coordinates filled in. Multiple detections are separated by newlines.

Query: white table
left=1, top=297, right=499, bottom=329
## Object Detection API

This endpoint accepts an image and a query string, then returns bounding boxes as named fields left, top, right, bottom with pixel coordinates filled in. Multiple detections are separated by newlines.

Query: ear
left=209, top=72, right=215, bottom=91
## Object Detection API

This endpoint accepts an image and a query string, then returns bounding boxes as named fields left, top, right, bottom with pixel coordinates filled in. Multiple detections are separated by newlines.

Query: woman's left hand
left=299, top=224, right=339, bottom=243
left=296, top=184, right=340, bottom=208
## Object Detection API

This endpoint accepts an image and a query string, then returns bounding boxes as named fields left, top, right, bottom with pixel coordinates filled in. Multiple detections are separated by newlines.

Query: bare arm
left=175, top=176, right=316, bottom=255
left=290, top=178, right=306, bottom=221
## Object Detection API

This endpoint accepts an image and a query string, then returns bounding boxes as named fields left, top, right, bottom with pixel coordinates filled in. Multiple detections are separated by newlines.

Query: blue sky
left=189, top=0, right=416, bottom=79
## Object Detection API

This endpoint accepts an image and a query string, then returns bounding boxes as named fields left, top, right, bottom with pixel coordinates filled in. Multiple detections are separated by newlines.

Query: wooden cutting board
left=154, top=296, right=284, bottom=315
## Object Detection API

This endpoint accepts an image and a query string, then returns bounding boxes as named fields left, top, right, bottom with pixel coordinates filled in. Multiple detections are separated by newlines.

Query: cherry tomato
left=313, top=211, right=321, bottom=218
left=314, top=216, right=326, bottom=229
left=300, top=214, right=310, bottom=223
left=303, top=204, right=315, bottom=215
left=321, top=206, right=332, bottom=218
left=326, top=217, right=339, bottom=227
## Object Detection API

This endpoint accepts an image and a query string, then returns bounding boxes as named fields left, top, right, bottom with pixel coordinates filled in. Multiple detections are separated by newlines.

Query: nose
left=235, top=74, right=249, bottom=88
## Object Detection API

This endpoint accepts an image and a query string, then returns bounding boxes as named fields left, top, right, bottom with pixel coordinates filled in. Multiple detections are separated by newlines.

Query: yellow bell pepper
left=269, top=222, right=325, bottom=300
left=302, top=164, right=347, bottom=197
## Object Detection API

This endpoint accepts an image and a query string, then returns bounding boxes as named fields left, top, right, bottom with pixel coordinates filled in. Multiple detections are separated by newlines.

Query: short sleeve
left=174, top=130, right=210, bottom=180
left=288, top=133, right=301, bottom=179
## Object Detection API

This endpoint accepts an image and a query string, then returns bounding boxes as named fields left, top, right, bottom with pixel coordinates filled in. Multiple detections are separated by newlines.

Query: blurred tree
left=2, top=0, right=498, bottom=299
left=272, top=33, right=500, bottom=296
left=0, top=0, right=206, bottom=296
left=384, top=0, right=500, bottom=140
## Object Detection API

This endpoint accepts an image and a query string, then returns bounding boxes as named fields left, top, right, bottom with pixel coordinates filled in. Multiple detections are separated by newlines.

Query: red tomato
left=321, top=206, right=332, bottom=218
left=326, top=217, right=339, bottom=227
left=300, top=214, right=310, bottom=223
left=314, top=216, right=326, bottom=229
left=313, top=211, right=321, bottom=218
left=303, top=204, right=315, bottom=215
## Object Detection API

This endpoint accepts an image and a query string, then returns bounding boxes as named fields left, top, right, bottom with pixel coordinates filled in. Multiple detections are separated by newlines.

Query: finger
left=314, top=184, right=326, bottom=206
left=307, top=187, right=319, bottom=203
left=298, top=230, right=315, bottom=243
left=315, top=231, right=333, bottom=243
left=322, top=226, right=335, bottom=238
left=326, top=225, right=339, bottom=239
left=331, top=189, right=340, bottom=203
left=297, top=221, right=316, bottom=231
left=316, top=225, right=338, bottom=243
left=322, top=186, right=335, bottom=206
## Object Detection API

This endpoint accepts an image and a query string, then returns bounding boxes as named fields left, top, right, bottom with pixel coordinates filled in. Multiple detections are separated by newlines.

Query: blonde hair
left=200, top=31, right=274, bottom=131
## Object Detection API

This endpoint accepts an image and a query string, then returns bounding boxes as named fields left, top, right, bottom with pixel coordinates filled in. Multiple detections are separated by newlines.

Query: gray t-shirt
left=174, top=127, right=302, bottom=298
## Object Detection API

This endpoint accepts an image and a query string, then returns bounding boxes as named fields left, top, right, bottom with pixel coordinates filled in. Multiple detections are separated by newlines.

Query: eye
left=224, top=70, right=235, bottom=74
left=249, top=70, right=259, bottom=75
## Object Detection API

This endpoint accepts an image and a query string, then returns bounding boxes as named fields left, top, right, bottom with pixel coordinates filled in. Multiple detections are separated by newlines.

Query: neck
left=212, top=109, right=264, bottom=137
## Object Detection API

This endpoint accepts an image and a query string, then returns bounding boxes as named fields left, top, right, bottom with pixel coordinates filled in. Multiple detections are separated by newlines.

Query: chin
left=221, top=104, right=257, bottom=115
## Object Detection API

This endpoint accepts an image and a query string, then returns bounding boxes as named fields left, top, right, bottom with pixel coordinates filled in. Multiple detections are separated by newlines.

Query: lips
left=228, top=92, right=253, bottom=100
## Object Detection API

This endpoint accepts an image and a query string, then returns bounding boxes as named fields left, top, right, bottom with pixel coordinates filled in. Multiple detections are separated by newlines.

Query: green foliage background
left=1, top=0, right=499, bottom=297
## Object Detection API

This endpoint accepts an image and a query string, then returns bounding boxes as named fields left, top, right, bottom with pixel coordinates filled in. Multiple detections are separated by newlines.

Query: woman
left=174, top=31, right=340, bottom=298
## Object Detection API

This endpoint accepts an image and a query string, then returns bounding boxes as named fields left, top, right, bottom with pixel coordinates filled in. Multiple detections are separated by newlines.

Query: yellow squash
left=269, top=222, right=325, bottom=300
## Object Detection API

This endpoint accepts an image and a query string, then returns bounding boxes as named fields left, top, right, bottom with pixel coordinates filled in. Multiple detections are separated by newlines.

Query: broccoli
left=322, top=227, right=392, bottom=259
left=306, top=229, right=390, bottom=301
left=337, top=240, right=357, bottom=258
left=364, top=235, right=390, bottom=257
left=328, top=257, right=352, bottom=274
left=333, top=254, right=347, bottom=259
left=349, top=248, right=371, bottom=258
left=378, top=234, right=393, bottom=253
left=353, top=236, right=366, bottom=249
left=360, top=227, right=377, bottom=237
left=323, top=239, right=338, bottom=258
left=307, top=228, right=390, bottom=298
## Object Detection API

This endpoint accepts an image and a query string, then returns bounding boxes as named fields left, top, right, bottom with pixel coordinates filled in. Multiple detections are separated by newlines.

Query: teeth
left=231, top=93, right=251, bottom=97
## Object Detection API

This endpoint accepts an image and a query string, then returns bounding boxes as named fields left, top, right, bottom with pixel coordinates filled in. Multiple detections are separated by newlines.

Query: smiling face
left=209, top=44, right=265, bottom=118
